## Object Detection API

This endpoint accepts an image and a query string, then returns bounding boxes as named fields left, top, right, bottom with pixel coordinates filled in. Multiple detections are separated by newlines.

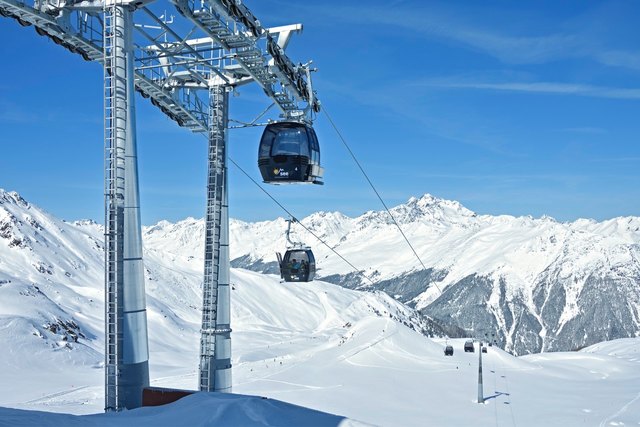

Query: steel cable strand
left=226, top=155, right=376, bottom=286
left=322, top=107, right=442, bottom=295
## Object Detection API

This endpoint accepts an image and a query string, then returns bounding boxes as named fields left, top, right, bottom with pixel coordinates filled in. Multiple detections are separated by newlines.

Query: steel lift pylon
left=1, top=0, right=320, bottom=411
left=199, top=84, right=231, bottom=392
left=103, top=1, right=149, bottom=410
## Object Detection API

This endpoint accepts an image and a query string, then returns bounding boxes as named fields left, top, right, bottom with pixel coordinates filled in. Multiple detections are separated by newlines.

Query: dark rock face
left=544, top=273, right=640, bottom=352
left=421, top=275, right=515, bottom=350
left=532, top=267, right=566, bottom=340
left=422, top=269, right=640, bottom=355
left=293, top=268, right=640, bottom=356
left=232, top=251, right=640, bottom=354
left=318, top=269, right=448, bottom=300
left=317, top=271, right=365, bottom=290
left=368, top=269, right=448, bottom=303
left=231, top=255, right=279, bottom=275
left=43, top=318, right=86, bottom=343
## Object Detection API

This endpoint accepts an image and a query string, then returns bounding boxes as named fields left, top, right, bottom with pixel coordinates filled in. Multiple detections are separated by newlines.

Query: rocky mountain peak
left=0, top=189, right=30, bottom=208
left=385, top=194, right=477, bottom=226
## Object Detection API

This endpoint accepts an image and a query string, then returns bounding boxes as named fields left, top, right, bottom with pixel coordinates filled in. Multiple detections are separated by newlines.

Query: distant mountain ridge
left=216, top=193, right=640, bottom=355
left=2, top=188, right=639, bottom=356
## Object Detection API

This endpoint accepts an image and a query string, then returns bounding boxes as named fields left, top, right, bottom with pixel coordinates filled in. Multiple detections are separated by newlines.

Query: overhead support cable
left=322, top=107, right=442, bottom=295
left=228, top=102, right=276, bottom=129
left=222, top=151, right=376, bottom=287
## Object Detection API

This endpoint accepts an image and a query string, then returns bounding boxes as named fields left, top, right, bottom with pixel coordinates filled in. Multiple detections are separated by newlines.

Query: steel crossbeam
left=1, top=0, right=319, bottom=127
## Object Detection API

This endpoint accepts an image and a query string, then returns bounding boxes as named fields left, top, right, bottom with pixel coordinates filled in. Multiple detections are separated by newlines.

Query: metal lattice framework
left=1, top=0, right=320, bottom=411
left=0, top=0, right=319, bottom=128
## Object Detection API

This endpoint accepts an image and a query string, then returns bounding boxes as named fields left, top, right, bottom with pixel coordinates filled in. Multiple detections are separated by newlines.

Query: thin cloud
left=418, top=80, right=640, bottom=100
left=0, top=100, right=36, bottom=123
left=594, top=50, right=640, bottom=71
left=316, top=79, right=514, bottom=155
left=0, top=99, right=101, bottom=125
left=320, top=5, right=579, bottom=65
left=426, top=22, right=580, bottom=66
left=286, top=2, right=640, bottom=71
left=557, top=127, right=608, bottom=134
left=589, top=157, right=640, bottom=163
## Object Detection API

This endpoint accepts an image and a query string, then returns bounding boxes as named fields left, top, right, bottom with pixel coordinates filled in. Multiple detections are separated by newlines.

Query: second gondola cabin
left=258, top=121, right=323, bottom=185
left=277, top=247, right=316, bottom=282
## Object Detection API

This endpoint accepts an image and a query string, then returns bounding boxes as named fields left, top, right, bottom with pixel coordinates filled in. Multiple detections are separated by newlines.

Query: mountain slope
left=2, top=188, right=639, bottom=354
left=0, top=188, right=429, bottom=412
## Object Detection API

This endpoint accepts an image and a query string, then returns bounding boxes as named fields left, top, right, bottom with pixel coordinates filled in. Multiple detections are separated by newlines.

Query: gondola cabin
left=276, top=247, right=316, bottom=282
left=258, top=122, right=323, bottom=185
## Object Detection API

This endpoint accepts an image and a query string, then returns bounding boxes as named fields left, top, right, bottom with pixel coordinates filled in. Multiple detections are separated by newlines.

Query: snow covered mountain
left=2, top=188, right=640, bottom=356
left=211, top=193, right=640, bottom=355
left=0, top=188, right=428, bottom=409
left=2, top=188, right=640, bottom=426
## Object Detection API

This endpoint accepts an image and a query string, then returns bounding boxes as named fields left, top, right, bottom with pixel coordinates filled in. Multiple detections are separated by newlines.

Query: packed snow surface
left=0, top=393, right=364, bottom=427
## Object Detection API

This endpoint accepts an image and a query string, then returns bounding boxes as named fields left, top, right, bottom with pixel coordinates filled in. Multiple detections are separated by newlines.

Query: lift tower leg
left=104, top=2, right=150, bottom=411
left=199, top=84, right=232, bottom=392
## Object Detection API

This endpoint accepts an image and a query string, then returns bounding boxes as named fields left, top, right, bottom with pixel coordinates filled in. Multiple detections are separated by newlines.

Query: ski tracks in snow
left=488, top=352, right=518, bottom=427
left=599, top=390, right=640, bottom=427
left=21, top=385, right=98, bottom=409
left=312, top=289, right=342, bottom=334
left=24, top=385, right=92, bottom=404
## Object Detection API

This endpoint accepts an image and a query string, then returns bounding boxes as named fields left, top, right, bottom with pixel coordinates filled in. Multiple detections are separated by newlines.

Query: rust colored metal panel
left=142, top=387, right=195, bottom=407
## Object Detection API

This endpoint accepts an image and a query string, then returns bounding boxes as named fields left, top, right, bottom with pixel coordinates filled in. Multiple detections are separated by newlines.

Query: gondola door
left=276, top=252, right=284, bottom=279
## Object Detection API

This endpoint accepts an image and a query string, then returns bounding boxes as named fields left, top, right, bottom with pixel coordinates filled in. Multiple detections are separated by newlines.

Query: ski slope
left=2, top=269, right=640, bottom=426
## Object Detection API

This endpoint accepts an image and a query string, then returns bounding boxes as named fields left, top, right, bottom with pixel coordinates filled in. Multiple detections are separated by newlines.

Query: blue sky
left=0, top=0, right=639, bottom=224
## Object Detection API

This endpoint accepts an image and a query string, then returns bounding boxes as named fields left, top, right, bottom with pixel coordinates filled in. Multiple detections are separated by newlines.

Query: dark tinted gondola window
left=306, top=250, right=316, bottom=265
left=308, top=128, right=320, bottom=164
left=259, top=128, right=276, bottom=158
left=285, top=250, right=309, bottom=263
left=272, top=128, right=310, bottom=157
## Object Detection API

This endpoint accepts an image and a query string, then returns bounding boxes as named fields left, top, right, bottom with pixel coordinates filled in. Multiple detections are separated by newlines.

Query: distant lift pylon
left=277, top=218, right=316, bottom=282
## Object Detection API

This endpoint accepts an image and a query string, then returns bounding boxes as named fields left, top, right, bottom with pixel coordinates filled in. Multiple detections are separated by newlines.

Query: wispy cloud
left=557, top=127, right=608, bottom=134
left=589, top=157, right=640, bottom=163
left=285, top=2, right=640, bottom=71
left=421, top=20, right=580, bottom=66
left=0, top=100, right=38, bottom=123
left=317, top=82, right=513, bottom=155
left=0, top=99, right=101, bottom=125
left=319, top=5, right=579, bottom=64
left=593, top=50, right=640, bottom=71
left=416, top=79, right=640, bottom=100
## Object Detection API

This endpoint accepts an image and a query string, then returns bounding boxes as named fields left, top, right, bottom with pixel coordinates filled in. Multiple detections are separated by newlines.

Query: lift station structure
left=0, top=0, right=320, bottom=411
